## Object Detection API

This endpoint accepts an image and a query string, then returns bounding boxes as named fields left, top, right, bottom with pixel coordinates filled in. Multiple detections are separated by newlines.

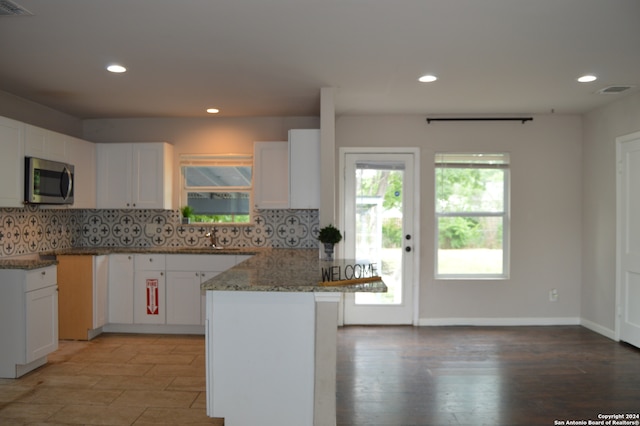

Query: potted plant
left=318, top=224, right=342, bottom=260
left=180, top=205, right=194, bottom=224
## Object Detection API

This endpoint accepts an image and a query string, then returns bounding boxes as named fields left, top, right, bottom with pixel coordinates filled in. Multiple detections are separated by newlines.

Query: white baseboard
left=580, top=318, right=617, bottom=341
left=418, top=317, right=581, bottom=326
left=102, top=323, right=205, bottom=335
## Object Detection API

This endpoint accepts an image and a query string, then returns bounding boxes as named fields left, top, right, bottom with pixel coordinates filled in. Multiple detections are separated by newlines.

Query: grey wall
left=0, top=90, right=83, bottom=137
left=6, top=85, right=640, bottom=333
left=581, top=91, right=640, bottom=336
left=336, top=114, right=584, bottom=324
left=83, top=116, right=320, bottom=208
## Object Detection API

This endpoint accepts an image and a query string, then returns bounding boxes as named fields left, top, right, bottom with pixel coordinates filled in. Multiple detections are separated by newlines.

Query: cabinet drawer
left=166, top=254, right=237, bottom=272
left=25, top=266, right=57, bottom=292
left=134, top=254, right=166, bottom=271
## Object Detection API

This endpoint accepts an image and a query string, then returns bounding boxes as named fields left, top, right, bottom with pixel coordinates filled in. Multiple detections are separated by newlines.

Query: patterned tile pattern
left=0, top=206, right=80, bottom=256
left=0, top=207, right=320, bottom=257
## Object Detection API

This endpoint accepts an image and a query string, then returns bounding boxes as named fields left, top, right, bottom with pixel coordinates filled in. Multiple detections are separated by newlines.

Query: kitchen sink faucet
left=205, top=228, right=218, bottom=248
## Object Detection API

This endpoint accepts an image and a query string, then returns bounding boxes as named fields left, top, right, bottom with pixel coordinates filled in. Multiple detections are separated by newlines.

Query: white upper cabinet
left=289, top=129, right=320, bottom=209
left=24, top=124, right=67, bottom=162
left=132, top=143, right=173, bottom=209
left=96, top=143, right=132, bottom=208
left=0, top=116, right=25, bottom=208
left=253, top=130, right=320, bottom=210
left=67, top=136, right=97, bottom=209
left=97, top=142, right=173, bottom=209
left=253, top=141, right=289, bottom=209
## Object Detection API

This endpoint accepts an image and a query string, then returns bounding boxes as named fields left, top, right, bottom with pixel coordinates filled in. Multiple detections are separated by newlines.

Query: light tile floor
left=0, top=334, right=224, bottom=425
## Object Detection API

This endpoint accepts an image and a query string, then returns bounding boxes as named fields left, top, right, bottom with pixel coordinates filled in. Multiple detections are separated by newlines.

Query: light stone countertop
left=0, top=246, right=259, bottom=270
left=201, top=249, right=388, bottom=293
left=0, top=258, right=58, bottom=270
left=48, top=246, right=261, bottom=256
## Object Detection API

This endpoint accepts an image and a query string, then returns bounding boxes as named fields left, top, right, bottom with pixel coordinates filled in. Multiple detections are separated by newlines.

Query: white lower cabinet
left=166, top=254, right=238, bottom=327
left=26, top=285, right=58, bottom=360
left=0, top=265, right=58, bottom=378
left=133, top=255, right=166, bottom=325
left=105, top=253, right=251, bottom=333
left=166, top=271, right=210, bottom=325
left=108, top=254, right=135, bottom=324
left=93, top=256, right=109, bottom=330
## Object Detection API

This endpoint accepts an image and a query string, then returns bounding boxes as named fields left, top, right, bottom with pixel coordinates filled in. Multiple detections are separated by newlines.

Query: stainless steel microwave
left=24, top=157, right=74, bottom=205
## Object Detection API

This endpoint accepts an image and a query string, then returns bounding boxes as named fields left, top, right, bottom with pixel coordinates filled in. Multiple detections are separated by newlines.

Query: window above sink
left=180, top=154, right=253, bottom=224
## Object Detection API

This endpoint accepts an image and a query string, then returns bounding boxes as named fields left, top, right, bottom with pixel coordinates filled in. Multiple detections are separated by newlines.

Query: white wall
left=83, top=116, right=320, bottom=208
left=581, top=92, right=640, bottom=337
left=336, top=114, right=583, bottom=324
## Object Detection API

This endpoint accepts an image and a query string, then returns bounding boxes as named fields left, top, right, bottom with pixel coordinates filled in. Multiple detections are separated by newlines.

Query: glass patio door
left=342, top=152, right=416, bottom=325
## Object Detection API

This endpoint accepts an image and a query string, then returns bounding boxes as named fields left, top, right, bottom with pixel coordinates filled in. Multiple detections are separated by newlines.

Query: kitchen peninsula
left=201, top=249, right=386, bottom=426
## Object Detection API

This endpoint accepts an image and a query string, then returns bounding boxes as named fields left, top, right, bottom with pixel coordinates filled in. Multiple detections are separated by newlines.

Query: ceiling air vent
left=0, top=0, right=32, bottom=16
left=597, top=85, right=634, bottom=95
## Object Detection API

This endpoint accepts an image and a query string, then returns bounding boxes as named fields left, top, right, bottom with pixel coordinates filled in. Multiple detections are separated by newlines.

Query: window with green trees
left=435, top=153, right=510, bottom=278
left=180, top=155, right=252, bottom=224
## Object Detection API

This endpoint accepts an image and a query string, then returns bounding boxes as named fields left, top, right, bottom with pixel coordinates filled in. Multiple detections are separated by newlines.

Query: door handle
left=60, top=166, right=73, bottom=200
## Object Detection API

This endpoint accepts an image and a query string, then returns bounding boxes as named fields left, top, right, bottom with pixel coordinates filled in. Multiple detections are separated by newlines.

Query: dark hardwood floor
left=336, top=326, right=640, bottom=426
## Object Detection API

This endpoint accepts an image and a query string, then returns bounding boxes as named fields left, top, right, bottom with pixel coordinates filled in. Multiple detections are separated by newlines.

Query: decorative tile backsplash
left=0, top=206, right=320, bottom=257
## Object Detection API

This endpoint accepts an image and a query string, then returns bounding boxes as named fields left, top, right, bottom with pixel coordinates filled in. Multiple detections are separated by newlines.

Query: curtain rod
left=426, top=117, right=533, bottom=124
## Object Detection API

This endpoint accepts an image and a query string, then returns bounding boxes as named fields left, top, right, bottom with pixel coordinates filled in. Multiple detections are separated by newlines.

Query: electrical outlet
left=549, top=289, right=558, bottom=302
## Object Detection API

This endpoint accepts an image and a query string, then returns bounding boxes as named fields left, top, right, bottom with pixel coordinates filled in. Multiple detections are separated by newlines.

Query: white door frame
left=338, top=147, right=421, bottom=325
left=616, top=130, right=640, bottom=344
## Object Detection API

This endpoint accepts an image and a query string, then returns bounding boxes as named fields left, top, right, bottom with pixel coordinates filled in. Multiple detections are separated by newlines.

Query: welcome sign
left=319, top=261, right=382, bottom=286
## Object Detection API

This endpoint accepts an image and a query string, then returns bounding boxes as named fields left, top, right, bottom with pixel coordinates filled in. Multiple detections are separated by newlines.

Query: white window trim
left=179, top=154, right=253, bottom=223
left=434, top=153, right=510, bottom=280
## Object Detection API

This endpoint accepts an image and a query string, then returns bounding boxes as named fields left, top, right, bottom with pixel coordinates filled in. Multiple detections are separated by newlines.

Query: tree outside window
left=435, top=153, right=510, bottom=278
left=180, top=155, right=253, bottom=224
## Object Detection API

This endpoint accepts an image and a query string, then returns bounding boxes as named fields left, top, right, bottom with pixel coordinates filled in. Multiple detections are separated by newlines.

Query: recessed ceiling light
left=577, top=74, right=597, bottom=83
left=418, top=74, right=438, bottom=83
left=106, top=64, right=127, bottom=73
left=206, top=108, right=220, bottom=114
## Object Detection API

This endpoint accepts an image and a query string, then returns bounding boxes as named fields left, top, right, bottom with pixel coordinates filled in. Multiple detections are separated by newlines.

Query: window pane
left=185, top=165, right=251, bottom=188
left=437, top=216, right=504, bottom=275
left=188, top=191, right=250, bottom=215
left=435, top=152, right=509, bottom=277
left=436, top=168, right=505, bottom=213
left=180, top=155, right=253, bottom=224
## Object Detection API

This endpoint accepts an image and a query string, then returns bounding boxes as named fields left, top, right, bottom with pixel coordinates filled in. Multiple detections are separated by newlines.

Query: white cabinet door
left=97, top=144, right=133, bottom=208
left=108, top=254, right=134, bottom=324
left=25, top=124, right=67, bottom=162
left=199, top=271, right=221, bottom=325
left=0, top=116, right=25, bottom=207
left=254, top=141, right=289, bottom=209
left=134, top=270, right=166, bottom=324
left=132, top=143, right=173, bottom=209
left=67, top=136, right=97, bottom=209
left=26, top=285, right=58, bottom=362
left=165, top=255, right=238, bottom=326
left=289, top=129, right=320, bottom=209
left=97, top=142, right=173, bottom=209
left=166, top=271, right=203, bottom=325
left=93, top=255, right=109, bottom=329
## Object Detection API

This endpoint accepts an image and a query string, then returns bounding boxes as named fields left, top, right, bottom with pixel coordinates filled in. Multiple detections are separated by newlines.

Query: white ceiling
left=1, top=0, right=639, bottom=119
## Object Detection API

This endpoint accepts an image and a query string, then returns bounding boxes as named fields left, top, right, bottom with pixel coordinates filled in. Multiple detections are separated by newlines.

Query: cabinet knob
left=160, top=272, right=164, bottom=276
left=41, top=271, right=46, bottom=276
left=149, top=258, right=153, bottom=262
